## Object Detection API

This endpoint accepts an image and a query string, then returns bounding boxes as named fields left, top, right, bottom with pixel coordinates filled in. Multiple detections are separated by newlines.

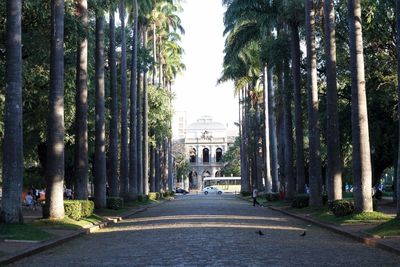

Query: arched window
left=189, top=148, right=196, bottom=163
left=216, top=148, right=223, bottom=162
left=203, top=148, right=209, bottom=163
left=215, top=171, right=221, bottom=177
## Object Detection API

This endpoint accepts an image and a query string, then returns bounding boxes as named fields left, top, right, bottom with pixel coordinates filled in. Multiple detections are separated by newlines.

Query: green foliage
left=64, top=200, right=82, bottom=221
left=106, top=197, right=124, bottom=210
left=221, top=137, right=241, bottom=177
left=291, top=194, right=309, bottom=209
left=265, top=192, right=280, bottom=202
left=162, top=191, right=175, bottom=198
left=137, top=194, right=149, bottom=202
left=148, top=192, right=160, bottom=200
left=329, top=199, right=355, bottom=217
left=80, top=200, right=95, bottom=218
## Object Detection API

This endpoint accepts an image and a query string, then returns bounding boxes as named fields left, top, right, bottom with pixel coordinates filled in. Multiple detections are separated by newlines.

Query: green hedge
left=265, top=192, right=280, bottom=202
left=163, top=191, right=175, bottom=198
left=107, top=197, right=124, bottom=210
left=64, top=200, right=82, bottom=220
left=148, top=192, right=160, bottom=200
left=292, top=194, right=309, bottom=208
left=138, top=195, right=149, bottom=202
left=64, top=200, right=95, bottom=220
left=329, top=199, right=355, bottom=217
left=80, top=200, right=95, bottom=218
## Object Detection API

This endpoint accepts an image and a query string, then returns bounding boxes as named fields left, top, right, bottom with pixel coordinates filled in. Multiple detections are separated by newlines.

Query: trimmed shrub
left=106, top=197, right=124, bottom=210
left=265, top=192, right=280, bottom=202
left=330, top=199, right=355, bottom=217
left=80, top=200, right=95, bottom=218
left=148, top=192, right=160, bottom=200
left=138, top=195, right=149, bottom=202
left=292, top=194, right=309, bottom=208
left=163, top=191, right=175, bottom=198
left=241, top=191, right=251, bottom=197
left=64, top=200, right=82, bottom=220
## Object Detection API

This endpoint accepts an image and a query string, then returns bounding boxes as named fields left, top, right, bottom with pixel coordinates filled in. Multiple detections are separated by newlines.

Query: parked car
left=175, top=187, right=189, bottom=194
left=203, top=186, right=223, bottom=195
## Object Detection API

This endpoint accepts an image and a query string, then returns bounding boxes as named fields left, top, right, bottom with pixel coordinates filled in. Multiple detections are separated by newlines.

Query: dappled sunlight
left=96, top=222, right=303, bottom=234
left=123, top=214, right=287, bottom=223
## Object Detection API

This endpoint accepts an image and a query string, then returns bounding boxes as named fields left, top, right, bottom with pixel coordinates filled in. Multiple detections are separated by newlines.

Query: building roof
left=186, top=116, right=226, bottom=131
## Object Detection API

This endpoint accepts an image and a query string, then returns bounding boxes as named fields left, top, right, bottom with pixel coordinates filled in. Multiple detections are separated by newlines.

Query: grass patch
left=96, top=208, right=129, bottom=216
left=314, top=211, right=392, bottom=225
left=0, top=224, right=55, bottom=241
left=32, top=214, right=104, bottom=229
left=367, top=218, right=400, bottom=237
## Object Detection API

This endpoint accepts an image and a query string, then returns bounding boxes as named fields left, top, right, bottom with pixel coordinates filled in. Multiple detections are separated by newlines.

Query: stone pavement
left=4, top=194, right=400, bottom=266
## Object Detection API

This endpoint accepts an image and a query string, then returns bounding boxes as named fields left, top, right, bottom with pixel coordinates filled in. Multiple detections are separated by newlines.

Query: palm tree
left=1, top=0, right=24, bottom=223
left=119, top=0, right=129, bottom=198
left=396, top=0, right=400, bottom=218
left=306, top=0, right=322, bottom=206
left=44, top=0, right=65, bottom=219
left=74, top=0, right=89, bottom=200
left=143, top=28, right=150, bottom=195
left=129, top=0, right=139, bottom=198
left=324, top=0, right=342, bottom=201
left=348, top=0, right=373, bottom=212
left=94, top=10, right=107, bottom=209
left=108, top=7, right=119, bottom=197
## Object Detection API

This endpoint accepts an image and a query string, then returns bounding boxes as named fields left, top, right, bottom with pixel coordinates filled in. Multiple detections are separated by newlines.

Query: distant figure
left=252, top=188, right=262, bottom=207
left=25, top=192, right=35, bottom=210
left=304, top=184, right=310, bottom=194
left=66, top=188, right=73, bottom=200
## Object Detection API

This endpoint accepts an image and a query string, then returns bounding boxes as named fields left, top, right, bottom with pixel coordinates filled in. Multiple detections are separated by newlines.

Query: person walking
left=252, top=187, right=262, bottom=207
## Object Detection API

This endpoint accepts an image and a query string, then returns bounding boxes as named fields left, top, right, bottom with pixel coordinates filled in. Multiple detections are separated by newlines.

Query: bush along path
left=0, top=193, right=174, bottom=265
left=236, top=193, right=400, bottom=256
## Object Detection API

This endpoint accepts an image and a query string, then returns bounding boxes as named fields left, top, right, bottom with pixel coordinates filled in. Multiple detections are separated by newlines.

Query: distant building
left=172, top=111, right=187, bottom=140
left=177, top=116, right=237, bottom=190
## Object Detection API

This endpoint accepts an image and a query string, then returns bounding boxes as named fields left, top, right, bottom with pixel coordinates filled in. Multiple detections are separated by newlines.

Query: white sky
left=172, top=0, right=239, bottom=129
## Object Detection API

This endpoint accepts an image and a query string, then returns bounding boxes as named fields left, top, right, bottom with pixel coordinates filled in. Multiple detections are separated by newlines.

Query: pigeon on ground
left=257, top=230, right=265, bottom=236
left=300, top=231, right=306, bottom=237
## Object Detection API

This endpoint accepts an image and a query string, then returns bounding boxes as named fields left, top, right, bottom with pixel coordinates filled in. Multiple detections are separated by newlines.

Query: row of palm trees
left=222, top=0, right=400, bottom=215
left=2, top=0, right=184, bottom=223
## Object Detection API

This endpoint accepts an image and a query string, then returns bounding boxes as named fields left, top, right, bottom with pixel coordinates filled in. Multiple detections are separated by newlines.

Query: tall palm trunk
left=150, top=145, right=155, bottom=192
left=1, top=0, right=24, bottom=223
left=268, top=67, right=279, bottom=192
left=143, top=29, right=149, bottom=195
left=108, top=9, right=119, bottom=197
left=155, top=145, right=161, bottom=192
left=94, top=12, right=107, bottom=209
left=348, top=0, right=373, bottom=212
left=306, top=0, right=322, bottom=206
left=119, top=0, right=129, bottom=198
left=152, top=23, right=157, bottom=86
left=282, top=66, right=295, bottom=199
left=129, top=0, right=138, bottom=198
left=168, top=83, right=173, bottom=191
left=263, top=66, right=272, bottom=193
left=324, top=0, right=342, bottom=201
left=74, top=0, right=89, bottom=200
left=397, top=0, right=400, bottom=218
left=44, top=0, right=65, bottom=219
left=255, top=99, right=263, bottom=190
left=289, top=22, right=305, bottom=193
left=239, top=88, right=249, bottom=193
left=137, top=71, right=143, bottom=195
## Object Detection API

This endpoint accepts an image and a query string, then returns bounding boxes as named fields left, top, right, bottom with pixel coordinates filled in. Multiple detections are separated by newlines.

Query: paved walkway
left=8, top=194, right=400, bottom=266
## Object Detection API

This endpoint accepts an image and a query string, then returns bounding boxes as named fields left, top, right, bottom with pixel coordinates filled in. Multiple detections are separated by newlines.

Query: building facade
left=183, top=116, right=236, bottom=190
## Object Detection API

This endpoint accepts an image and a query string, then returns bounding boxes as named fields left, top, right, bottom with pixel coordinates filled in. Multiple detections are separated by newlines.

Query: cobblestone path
left=12, top=194, right=400, bottom=266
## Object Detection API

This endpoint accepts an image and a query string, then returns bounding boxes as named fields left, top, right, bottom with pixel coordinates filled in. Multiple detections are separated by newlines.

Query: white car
left=203, top=186, right=223, bottom=195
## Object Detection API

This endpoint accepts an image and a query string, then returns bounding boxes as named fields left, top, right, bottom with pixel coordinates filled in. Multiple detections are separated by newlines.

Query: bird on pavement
left=300, top=231, right=306, bottom=237
left=257, top=230, right=265, bottom=236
